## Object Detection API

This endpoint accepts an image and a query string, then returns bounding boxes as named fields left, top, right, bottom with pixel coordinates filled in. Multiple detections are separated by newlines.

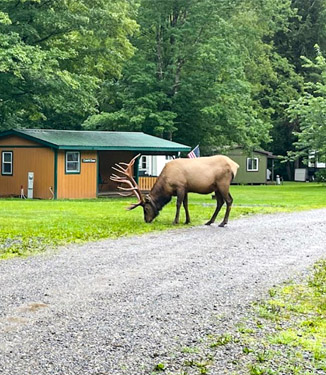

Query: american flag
left=187, top=144, right=200, bottom=158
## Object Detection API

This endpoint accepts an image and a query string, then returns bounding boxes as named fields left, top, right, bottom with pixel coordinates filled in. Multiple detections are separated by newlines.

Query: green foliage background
left=1, top=0, right=326, bottom=172
left=0, top=0, right=138, bottom=129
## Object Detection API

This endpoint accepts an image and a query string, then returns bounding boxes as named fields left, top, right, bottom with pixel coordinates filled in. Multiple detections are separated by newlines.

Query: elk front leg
left=183, top=193, right=190, bottom=224
left=173, top=191, right=185, bottom=224
left=205, top=190, right=224, bottom=225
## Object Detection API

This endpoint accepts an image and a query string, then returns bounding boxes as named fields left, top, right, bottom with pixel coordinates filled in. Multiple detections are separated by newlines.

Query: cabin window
left=1, top=151, right=13, bottom=176
left=65, top=151, right=80, bottom=174
left=247, top=157, right=259, bottom=172
left=140, top=155, right=149, bottom=170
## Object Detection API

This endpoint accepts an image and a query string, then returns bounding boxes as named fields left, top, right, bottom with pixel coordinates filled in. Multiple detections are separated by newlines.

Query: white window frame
left=139, top=155, right=149, bottom=171
left=2, top=151, right=13, bottom=176
left=65, top=151, right=80, bottom=174
left=247, top=157, right=259, bottom=172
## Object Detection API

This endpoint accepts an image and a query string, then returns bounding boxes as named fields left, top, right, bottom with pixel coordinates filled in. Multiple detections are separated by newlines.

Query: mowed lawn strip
left=0, top=182, right=325, bottom=259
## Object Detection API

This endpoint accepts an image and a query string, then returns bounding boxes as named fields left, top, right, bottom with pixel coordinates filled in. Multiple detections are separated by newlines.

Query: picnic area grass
left=0, top=182, right=325, bottom=259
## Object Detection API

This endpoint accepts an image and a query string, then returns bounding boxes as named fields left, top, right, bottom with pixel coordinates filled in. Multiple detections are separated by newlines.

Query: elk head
left=110, top=154, right=159, bottom=223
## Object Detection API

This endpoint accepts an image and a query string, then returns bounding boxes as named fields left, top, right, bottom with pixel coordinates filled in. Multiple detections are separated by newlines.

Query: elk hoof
left=173, top=220, right=179, bottom=225
left=205, top=221, right=212, bottom=226
left=184, top=220, right=190, bottom=225
left=218, top=222, right=226, bottom=227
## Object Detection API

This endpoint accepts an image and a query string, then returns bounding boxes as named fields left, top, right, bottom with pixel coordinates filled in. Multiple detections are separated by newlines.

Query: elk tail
left=230, top=161, right=239, bottom=180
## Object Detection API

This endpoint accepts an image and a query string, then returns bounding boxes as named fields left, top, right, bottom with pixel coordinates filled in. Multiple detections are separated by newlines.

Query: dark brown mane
left=149, top=176, right=172, bottom=212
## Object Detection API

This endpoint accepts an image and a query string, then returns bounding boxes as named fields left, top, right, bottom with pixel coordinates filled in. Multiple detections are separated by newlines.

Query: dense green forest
left=1, top=0, right=326, bottom=177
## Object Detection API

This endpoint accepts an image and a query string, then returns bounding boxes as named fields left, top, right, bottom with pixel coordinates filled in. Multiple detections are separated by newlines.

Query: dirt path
left=0, top=209, right=325, bottom=375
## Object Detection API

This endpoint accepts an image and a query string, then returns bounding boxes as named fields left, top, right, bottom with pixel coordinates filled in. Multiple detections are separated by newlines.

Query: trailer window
left=2, top=151, right=13, bottom=175
left=66, top=151, right=80, bottom=174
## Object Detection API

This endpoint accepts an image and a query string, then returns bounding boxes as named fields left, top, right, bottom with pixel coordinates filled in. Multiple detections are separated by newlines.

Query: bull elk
left=110, top=154, right=239, bottom=227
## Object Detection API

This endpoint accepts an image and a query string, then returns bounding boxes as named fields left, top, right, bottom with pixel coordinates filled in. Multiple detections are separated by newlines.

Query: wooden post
left=134, top=155, right=139, bottom=183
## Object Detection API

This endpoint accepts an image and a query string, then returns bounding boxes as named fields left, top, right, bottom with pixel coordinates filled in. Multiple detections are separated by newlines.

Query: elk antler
left=110, top=154, right=144, bottom=210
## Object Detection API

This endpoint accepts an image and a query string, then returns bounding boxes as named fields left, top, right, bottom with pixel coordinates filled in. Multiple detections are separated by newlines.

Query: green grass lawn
left=0, top=182, right=325, bottom=259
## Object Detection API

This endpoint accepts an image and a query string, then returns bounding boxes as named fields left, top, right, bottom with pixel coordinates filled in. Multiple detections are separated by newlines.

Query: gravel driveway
left=0, top=209, right=326, bottom=375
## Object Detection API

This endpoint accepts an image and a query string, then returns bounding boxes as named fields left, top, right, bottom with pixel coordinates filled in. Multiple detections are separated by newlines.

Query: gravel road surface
left=0, top=209, right=326, bottom=375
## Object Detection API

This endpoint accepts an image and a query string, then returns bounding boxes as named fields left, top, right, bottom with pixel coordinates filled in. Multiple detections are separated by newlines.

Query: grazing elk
left=110, top=154, right=239, bottom=227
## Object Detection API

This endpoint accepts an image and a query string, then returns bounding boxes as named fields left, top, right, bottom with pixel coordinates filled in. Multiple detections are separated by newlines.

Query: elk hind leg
left=205, top=190, right=224, bottom=225
left=173, top=190, right=185, bottom=224
left=218, top=192, right=233, bottom=227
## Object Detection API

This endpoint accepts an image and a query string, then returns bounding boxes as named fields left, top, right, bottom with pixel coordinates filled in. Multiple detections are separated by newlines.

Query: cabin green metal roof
left=0, top=129, right=191, bottom=153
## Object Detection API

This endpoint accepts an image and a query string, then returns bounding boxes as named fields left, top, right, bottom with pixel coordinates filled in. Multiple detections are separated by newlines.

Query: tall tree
left=275, top=0, right=326, bottom=74
left=270, top=0, right=326, bottom=178
left=287, top=48, right=326, bottom=162
left=84, top=0, right=293, bottom=153
left=0, top=0, right=138, bottom=130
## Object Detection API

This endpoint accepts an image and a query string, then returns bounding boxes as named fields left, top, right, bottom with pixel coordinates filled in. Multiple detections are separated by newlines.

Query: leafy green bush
left=315, top=169, right=326, bottom=183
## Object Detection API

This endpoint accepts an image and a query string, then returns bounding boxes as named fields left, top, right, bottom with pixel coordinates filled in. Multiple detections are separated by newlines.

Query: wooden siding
left=0, top=147, right=54, bottom=199
left=57, top=150, right=97, bottom=199
left=139, top=176, right=157, bottom=191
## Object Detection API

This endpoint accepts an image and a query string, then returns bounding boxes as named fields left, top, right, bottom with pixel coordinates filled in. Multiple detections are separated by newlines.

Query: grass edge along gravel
left=1, top=182, right=326, bottom=260
left=151, top=259, right=326, bottom=375
left=233, top=259, right=326, bottom=375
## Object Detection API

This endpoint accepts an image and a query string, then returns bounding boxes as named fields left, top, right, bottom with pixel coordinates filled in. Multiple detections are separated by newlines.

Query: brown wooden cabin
left=0, top=129, right=190, bottom=199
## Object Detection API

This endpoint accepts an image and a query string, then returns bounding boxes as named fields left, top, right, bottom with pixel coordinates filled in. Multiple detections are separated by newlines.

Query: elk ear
left=126, top=202, right=144, bottom=211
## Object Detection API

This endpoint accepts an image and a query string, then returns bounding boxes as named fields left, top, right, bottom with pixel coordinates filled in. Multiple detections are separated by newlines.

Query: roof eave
left=0, top=129, right=191, bottom=152
left=0, top=129, right=59, bottom=149
left=57, top=146, right=191, bottom=152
